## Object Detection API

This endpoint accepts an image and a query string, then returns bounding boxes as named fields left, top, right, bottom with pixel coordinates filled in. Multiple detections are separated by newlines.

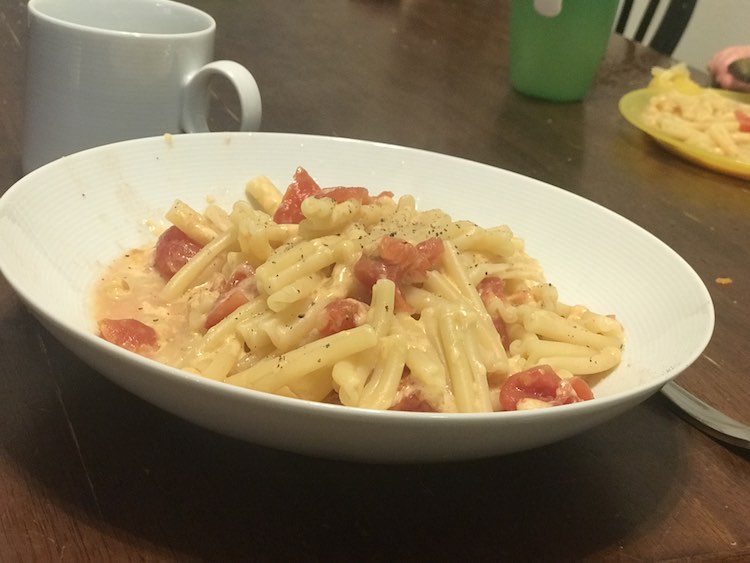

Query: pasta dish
left=94, top=167, right=624, bottom=413
left=644, top=64, right=750, bottom=163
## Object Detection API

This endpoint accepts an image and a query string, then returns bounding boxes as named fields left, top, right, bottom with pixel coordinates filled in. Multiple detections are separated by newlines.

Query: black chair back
left=615, top=0, right=697, bottom=56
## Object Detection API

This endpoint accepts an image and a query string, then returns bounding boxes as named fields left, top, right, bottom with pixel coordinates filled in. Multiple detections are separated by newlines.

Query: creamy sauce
left=93, top=246, right=217, bottom=367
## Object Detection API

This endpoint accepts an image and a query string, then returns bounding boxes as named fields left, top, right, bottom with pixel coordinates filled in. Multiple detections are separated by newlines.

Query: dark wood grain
left=1, top=1, right=748, bottom=561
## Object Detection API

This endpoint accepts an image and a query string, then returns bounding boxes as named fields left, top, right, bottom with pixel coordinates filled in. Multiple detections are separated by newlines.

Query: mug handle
left=181, top=60, right=262, bottom=133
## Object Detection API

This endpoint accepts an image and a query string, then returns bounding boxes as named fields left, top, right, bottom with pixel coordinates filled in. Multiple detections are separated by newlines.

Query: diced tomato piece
left=477, top=276, right=506, bottom=302
left=205, top=275, right=258, bottom=329
left=416, top=237, right=444, bottom=264
left=353, top=253, right=411, bottom=312
left=381, top=236, right=443, bottom=283
left=477, top=276, right=510, bottom=350
left=318, top=298, right=368, bottom=336
left=272, top=168, right=394, bottom=224
left=153, top=226, right=202, bottom=280
left=390, top=393, right=437, bottom=412
left=568, top=376, right=595, bottom=401
left=499, top=364, right=593, bottom=411
left=353, top=258, right=381, bottom=295
left=491, top=316, right=511, bottom=351
left=272, top=167, right=322, bottom=224
left=353, top=236, right=443, bottom=313
left=316, top=187, right=371, bottom=204
left=315, top=186, right=394, bottom=204
left=379, top=237, right=418, bottom=273
left=736, top=109, right=750, bottom=132
left=205, top=290, right=249, bottom=330
left=353, top=254, right=389, bottom=286
left=221, top=262, right=255, bottom=292
left=99, top=318, right=158, bottom=353
left=500, top=365, right=561, bottom=410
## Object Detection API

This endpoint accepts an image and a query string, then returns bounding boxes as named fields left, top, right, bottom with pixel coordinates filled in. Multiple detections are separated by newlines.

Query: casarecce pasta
left=94, top=167, right=624, bottom=413
left=643, top=64, right=750, bottom=163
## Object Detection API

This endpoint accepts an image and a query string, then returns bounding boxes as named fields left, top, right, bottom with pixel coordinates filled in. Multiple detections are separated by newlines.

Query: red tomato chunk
left=477, top=276, right=506, bottom=301
left=153, top=226, right=203, bottom=280
left=477, top=276, right=511, bottom=350
left=318, top=298, right=369, bottom=336
left=205, top=264, right=258, bottom=329
left=99, top=318, right=158, bottom=353
left=736, top=109, right=750, bottom=133
left=315, top=186, right=394, bottom=204
left=272, top=167, right=322, bottom=224
left=499, top=364, right=594, bottom=411
left=272, top=167, right=395, bottom=224
left=354, top=236, right=444, bottom=312
left=390, top=393, right=437, bottom=412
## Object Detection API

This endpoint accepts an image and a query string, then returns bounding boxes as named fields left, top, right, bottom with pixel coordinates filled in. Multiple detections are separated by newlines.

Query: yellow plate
left=618, top=88, right=750, bottom=181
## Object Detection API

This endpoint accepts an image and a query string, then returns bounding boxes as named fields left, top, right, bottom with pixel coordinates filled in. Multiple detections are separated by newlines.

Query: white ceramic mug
left=22, top=0, right=262, bottom=173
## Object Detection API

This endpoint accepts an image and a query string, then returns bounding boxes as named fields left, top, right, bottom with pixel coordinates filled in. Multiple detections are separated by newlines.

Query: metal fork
left=661, top=381, right=750, bottom=450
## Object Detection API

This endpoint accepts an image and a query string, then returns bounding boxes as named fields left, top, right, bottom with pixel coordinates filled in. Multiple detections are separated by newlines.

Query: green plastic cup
left=509, top=0, right=620, bottom=102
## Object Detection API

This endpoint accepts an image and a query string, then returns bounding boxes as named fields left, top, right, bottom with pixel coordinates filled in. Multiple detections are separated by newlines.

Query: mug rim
left=28, top=0, right=216, bottom=38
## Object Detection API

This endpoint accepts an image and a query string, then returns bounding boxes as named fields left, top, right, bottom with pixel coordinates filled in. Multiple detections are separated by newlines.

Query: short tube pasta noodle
left=93, top=167, right=625, bottom=413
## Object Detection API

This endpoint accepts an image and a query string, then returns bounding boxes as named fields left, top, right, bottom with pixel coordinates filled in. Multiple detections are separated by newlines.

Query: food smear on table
left=93, top=167, right=624, bottom=413
left=643, top=63, right=750, bottom=163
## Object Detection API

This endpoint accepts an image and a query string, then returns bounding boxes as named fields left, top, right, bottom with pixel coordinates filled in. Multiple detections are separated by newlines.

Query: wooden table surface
left=1, top=1, right=748, bottom=561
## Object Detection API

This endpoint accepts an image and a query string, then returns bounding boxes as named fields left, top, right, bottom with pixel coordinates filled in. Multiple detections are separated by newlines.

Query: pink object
left=708, top=46, right=750, bottom=92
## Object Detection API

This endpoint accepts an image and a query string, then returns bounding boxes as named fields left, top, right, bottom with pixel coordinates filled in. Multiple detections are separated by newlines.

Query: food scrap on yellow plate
left=618, top=63, right=750, bottom=180
left=647, top=63, right=703, bottom=94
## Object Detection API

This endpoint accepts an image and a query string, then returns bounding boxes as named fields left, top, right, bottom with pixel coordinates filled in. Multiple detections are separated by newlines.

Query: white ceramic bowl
left=0, top=132, right=714, bottom=462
